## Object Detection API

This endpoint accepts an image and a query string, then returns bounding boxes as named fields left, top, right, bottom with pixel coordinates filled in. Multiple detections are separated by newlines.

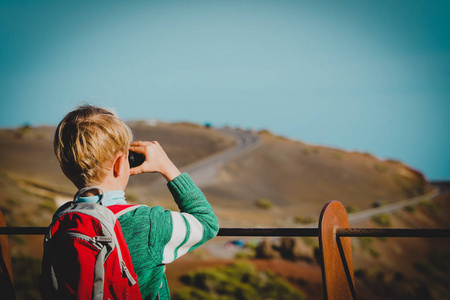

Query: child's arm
left=160, top=173, right=219, bottom=263
left=129, top=141, right=218, bottom=263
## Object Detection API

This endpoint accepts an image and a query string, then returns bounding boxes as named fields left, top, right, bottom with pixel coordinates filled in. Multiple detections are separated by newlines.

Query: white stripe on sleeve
left=176, top=213, right=204, bottom=257
left=162, top=212, right=187, bottom=264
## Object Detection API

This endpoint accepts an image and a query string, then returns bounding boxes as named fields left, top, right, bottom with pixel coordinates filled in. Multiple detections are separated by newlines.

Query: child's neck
left=79, top=182, right=124, bottom=196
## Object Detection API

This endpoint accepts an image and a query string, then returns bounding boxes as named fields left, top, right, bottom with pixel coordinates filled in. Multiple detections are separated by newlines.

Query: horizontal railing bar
left=1, top=227, right=449, bottom=238
left=218, top=228, right=319, bottom=237
left=337, top=228, right=450, bottom=238
left=0, top=227, right=320, bottom=237
left=0, top=227, right=47, bottom=235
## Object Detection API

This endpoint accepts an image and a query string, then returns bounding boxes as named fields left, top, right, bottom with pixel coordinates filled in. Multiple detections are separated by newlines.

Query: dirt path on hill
left=347, top=188, right=439, bottom=224
left=184, top=128, right=261, bottom=187
left=149, top=128, right=262, bottom=188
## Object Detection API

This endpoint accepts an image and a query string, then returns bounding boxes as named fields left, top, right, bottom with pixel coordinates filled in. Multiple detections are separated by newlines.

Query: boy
left=52, top=105, right=219, bottom=299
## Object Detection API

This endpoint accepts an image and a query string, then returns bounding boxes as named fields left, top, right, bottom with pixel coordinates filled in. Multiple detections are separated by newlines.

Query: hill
left=201, top=130, right=430, bottom=228
left=0, top=122, right=440, bottom=300
left=0, top=123, right=430, bottom=216
left=0, top=121, right=236, bottom=192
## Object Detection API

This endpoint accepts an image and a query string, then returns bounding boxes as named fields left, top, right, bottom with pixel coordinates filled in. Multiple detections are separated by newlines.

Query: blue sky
left=1, top=0, right=449, bottom=179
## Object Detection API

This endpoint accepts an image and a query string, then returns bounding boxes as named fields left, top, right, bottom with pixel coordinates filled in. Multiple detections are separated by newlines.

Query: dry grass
left=204, top=134, right=430, bottom=228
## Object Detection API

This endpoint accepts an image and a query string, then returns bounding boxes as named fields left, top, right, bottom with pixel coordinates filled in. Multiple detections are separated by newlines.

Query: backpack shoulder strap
left=112, top=205, right=147, bottom=218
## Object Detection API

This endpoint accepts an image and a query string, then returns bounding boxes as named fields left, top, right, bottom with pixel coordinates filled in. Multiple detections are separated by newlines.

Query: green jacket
left=118, top=173, right=219, bottom=299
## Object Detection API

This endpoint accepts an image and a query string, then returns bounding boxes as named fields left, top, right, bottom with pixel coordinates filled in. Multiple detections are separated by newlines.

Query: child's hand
left=129, top=141, right=181, bottom=182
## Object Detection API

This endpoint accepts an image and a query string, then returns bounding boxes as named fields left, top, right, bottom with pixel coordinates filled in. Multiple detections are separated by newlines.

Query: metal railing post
left=319, top=201, right=356, bottom=300
left=0, top=210, right=15, bottom=300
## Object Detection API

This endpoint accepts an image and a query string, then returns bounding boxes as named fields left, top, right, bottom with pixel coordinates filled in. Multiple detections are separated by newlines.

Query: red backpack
left=40, top=187, right=143, bottom=300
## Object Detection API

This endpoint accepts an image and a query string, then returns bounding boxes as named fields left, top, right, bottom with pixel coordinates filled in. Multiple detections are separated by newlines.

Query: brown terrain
left=0, top=122, right=448, bottom=299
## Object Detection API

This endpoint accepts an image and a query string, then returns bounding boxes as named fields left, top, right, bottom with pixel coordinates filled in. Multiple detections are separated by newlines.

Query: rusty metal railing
left=1, top=202, right=450, bottom=300
left=2, top=227, right=448, bottom=238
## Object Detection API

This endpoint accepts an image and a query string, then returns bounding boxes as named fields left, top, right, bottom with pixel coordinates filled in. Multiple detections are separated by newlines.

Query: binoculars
left=128, top=151, right=146, bottom=168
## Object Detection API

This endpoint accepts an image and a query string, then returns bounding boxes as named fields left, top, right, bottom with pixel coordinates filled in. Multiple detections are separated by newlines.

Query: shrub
left=331, top=152, right=344, bottom=160
left=372, top=214, right=391, bottom=227
left=255, top=239, right=279, bottom=259
left=278, top=238, right=313, bottom=262
left=419, top=200, right=441, bottom=213
left=235, top=251, right=254, bottom=259
left=355, top=268, right=433, bottom=299
left=374, top=163, right=388, bottom=172
left=345, top=205, right=359, bottom=214
left=172, top=288, right=213, bottom=300
left=302, top=148, right=312, bottom=155
left=39, top=198, right=57, bottom=212
left=255, top=198, right=273, bottom=210
left=175, top=262, right=305, bottom=300
left=16, top=123, right=33, bottom=139
left=294, top=215, right=315, bottom=225
left=359, top=237, right=380, bottom=258
left=404, top=205, right=415, bottom=213
left=301, top=236, right=318, bottom=248
left=258, top=129, right=273, bottom=135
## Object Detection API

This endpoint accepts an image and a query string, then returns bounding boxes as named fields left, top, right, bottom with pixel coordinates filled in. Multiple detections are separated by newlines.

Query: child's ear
left=113, top=153, right=127, bottom=178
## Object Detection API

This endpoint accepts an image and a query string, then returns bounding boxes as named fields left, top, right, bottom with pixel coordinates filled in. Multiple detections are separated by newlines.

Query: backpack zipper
left=121, top=261, right=136, bottom=285
left=65, top=232, right=112, bottom=251
left=113, top=205, right=145, bottom=286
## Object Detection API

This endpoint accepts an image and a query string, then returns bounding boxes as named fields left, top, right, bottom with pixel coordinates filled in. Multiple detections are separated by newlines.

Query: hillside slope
left=201, top=131, right=430, bottom=227
left=0, top=123, right=431, bottom=230
left=0, top=122, right=236, bottom=191
left=0, top=123, right=430, bottom=228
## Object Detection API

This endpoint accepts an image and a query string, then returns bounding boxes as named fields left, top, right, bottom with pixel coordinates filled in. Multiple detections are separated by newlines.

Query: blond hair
left=54, top=105, right=132, bottom=188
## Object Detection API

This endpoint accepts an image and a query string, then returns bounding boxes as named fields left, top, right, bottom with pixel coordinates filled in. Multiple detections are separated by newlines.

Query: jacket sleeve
left=156, top=173, right=219, bottom=264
